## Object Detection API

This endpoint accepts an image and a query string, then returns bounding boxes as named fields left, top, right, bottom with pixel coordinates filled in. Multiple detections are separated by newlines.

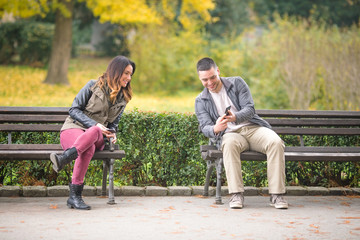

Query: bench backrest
left=0, top=106, right=69, bottom=133
left=2, top=107, right=360, bottom=144
left=256, top=109, right=360, bottom=136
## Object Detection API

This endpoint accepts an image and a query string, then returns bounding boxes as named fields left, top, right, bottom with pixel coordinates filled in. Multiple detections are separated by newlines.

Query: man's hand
left=224, top=110, right=236, bottom=122
left=214, top=114, right=229, bottom=134
left=214, top=110, right=237, bottom=134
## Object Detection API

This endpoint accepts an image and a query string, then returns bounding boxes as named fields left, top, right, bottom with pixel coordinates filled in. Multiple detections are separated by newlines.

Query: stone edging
left=0, top=185, right=359, bottom=197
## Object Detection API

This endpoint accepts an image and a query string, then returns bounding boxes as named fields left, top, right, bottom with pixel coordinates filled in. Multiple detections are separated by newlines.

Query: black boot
left=50, top=147, right=78, bottom=173
left=67, top=183, right=91, bottom=210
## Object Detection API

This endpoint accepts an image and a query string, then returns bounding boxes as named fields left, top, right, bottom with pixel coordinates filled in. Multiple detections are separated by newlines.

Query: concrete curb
left=1, top=185, right=359, bottom=197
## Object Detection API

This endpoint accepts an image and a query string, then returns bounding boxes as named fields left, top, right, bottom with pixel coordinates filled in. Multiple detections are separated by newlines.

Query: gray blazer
left=195, top=76, right=271, bottom=145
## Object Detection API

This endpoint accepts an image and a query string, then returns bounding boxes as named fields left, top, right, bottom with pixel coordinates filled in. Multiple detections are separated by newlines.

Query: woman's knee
left=87, top=125, right=103, bottom=136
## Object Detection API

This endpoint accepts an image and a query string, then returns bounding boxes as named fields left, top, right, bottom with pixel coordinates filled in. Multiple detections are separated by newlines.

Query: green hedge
left=0, top=110, right=359, bottom=188
left=115, top=110, right=208, bottom=186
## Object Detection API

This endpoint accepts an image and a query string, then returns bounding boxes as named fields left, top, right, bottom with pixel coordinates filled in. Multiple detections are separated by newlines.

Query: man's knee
left=273, top=136, right=284, bottom=147
left=222, top=138, right=248, bottom=153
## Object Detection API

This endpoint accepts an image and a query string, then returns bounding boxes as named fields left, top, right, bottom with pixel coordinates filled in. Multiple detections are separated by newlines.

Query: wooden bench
left=0, top=106, right=126, bottom=204
left=200, top=110, right=360, bottom=204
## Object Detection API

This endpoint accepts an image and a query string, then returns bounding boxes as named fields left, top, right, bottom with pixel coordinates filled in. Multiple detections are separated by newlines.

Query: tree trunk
left=43, top=0, right=73, bottom=85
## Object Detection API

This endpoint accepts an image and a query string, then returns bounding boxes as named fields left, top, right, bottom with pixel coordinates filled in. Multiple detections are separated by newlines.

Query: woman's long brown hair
left=96, top=56, right=136, bottom=103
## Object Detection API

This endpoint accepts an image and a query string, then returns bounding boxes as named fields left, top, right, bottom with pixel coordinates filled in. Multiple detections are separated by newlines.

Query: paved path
left=0, top=195, right=359, bottom=240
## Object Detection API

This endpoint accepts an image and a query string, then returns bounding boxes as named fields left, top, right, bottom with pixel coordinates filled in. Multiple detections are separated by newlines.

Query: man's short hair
left=197, top=57, right=217, bottom=72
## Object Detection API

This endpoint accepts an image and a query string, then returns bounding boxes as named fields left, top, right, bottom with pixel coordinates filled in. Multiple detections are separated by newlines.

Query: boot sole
left=67, top=203, right=91, bottom=210
left=50, top=153, right=59, bottom=173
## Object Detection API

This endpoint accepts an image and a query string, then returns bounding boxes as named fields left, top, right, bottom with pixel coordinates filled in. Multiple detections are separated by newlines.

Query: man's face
left=198, top=67, right=221, bottom=93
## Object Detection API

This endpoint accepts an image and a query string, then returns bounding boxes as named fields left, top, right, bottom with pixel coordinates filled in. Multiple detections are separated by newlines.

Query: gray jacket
left=195, top=76, right=271, bottom=145
left=61, top=80, right=127, bottom=132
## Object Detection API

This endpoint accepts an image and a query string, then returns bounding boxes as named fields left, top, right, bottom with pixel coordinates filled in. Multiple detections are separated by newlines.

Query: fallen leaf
left=340, top=220, right=351, bottom=224
left=195, top=195, right=207, bottom=198
left=350, top=231, right=360, bottom=236
left=49, top=204, right=58, bottom=209
left=310, top=224, right=319, bottom=229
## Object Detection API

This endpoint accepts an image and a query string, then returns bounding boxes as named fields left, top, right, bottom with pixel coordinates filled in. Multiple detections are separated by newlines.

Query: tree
left=0, top=0, right=214, bottom=85
left=44, top=0, right=73, bottom=84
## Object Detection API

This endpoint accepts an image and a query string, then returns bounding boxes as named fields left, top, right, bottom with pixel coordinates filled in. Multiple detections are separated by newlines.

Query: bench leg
left=204, top=160, right=214, bottom=196
left=102, top=160, right=108, bottom=196
left=215, top=158, right=223, bottom=205
left=107, top=158, right=115, bottom=205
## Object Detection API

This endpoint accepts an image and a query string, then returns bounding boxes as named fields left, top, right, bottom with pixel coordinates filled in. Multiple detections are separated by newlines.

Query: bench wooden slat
left=285, top=146, right=360, bottom=153
left=0, top=114, right=67, bottom=123
left=0, top=124, right=63, bottom=132
left=0, top=106, right=69, bottom=114
left=284, top=152, right=360, bottom=161
left=266, top=119, right=360, bottom=127
left=202, top=146, right=360, bottom=153
left=0, top=144, right=120, bottom=151
left=206, top=149, right=360, bottom=162
left=0, top=150, right=126, bottom=160
left=200, top=145, right=218, bottom=152
left=273, top=127, right=360, bottom=135
left=0, top=144, right=62, bottom=150
left=256, top=109, right=360, bottom=118
left=204, top=146, right=360, bottom=160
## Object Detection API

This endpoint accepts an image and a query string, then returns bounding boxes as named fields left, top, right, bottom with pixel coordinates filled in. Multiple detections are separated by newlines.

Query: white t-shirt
left=210, top=85, right=251, bottom=133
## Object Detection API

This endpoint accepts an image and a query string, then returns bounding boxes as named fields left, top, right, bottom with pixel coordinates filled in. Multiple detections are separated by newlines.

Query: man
left=195, top=57, right=288, bottom=209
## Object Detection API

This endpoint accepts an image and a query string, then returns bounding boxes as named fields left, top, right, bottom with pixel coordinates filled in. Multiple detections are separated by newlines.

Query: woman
left=50, top=56, right=135, bottom=210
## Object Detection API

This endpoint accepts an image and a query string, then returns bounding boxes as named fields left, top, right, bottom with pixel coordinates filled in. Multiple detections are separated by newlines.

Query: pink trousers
left=60, top=126, right=105, bottom=185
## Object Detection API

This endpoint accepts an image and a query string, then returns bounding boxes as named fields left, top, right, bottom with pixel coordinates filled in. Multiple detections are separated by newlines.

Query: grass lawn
left=0, top=57, right=199, bottom=113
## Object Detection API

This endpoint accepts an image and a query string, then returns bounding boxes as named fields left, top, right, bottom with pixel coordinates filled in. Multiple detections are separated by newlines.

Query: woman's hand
left=96, top=123, right=117, bottom=143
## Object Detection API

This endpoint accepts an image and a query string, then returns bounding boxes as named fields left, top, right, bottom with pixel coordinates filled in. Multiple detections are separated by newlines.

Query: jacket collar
left=200, top=77, right=233, bottom=100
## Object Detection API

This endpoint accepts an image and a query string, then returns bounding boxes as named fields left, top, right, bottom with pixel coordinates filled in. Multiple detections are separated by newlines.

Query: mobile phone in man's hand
left=225, top=106, right=231, bottom=116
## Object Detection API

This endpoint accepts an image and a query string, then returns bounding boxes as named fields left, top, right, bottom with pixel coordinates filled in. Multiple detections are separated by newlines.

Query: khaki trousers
left=221, top=125, right=286, bottom=194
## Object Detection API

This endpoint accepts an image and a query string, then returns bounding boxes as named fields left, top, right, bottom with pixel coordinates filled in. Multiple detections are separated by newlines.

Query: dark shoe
left=67, top=183, right=91, bottom=210
left=270, top=194, right=288, bottom=209
left=50, top=147, right=78, bottom=173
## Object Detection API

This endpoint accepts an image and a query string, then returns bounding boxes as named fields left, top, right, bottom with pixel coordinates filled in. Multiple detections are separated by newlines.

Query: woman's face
left=120, top=64, right=133, bottom=88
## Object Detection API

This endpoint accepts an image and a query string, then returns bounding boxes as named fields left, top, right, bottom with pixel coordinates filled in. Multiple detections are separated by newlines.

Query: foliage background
left=1, top=17, right=359, bottom=111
